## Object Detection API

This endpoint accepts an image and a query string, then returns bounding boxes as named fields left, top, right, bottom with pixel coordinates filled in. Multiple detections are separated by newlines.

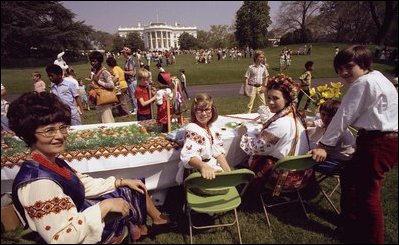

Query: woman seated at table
left=176, top=93, right=231, bottom=184
left=237, top=74, right=311, bottom=192
left=8, top=91, right=175, bottom=243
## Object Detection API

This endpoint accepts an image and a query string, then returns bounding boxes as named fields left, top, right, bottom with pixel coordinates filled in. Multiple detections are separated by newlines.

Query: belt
left=358, top=129, right=398, bottom=137
left=248, top=84, right=261, bottom=87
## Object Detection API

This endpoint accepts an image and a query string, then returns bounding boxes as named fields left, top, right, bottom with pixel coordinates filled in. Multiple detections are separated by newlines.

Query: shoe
left=130, top=110, right=137, bottom=115
left=151, top=220, right=178, bottom=234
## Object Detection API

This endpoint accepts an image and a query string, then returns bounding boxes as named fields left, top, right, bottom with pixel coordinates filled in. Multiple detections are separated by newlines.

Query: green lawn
left=1, top=43, right=397, bottom=244
left=1, top=43, right=395, bottom=96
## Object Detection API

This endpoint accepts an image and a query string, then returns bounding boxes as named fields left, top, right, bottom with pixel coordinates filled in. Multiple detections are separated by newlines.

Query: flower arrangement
left=267, top=74, right=300, bottom=104
left=309, top=82, right=343, bottom=105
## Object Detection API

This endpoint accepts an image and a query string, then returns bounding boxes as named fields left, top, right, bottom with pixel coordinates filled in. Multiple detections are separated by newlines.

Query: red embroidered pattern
left=185, top=130, right=206, bottom=145
left=25, top=197, right=75, bottom=219
left=31, top=152, right=71, bottom=180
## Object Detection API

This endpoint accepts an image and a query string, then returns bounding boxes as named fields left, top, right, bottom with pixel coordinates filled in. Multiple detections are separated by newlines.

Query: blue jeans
left=127, top=80, right=137, bottom=111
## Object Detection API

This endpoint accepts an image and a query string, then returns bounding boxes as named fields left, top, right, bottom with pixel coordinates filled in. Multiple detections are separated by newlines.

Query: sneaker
left=130, top=110, right=137, bottom=115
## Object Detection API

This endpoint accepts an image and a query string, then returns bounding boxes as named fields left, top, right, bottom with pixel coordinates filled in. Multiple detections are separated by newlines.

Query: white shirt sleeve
left=76, top=172, right=116, bottom=198
left=17, top=179, right=104, bottom=244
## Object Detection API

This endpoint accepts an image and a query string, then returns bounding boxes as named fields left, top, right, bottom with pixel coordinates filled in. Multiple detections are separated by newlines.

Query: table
left=1, top=113, right=261, bottom=205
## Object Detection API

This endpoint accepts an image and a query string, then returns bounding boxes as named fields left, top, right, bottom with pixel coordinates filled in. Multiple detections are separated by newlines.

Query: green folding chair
left=184, top=168, right=255, bottom=244
left=259, top=154, right=317, bottom=228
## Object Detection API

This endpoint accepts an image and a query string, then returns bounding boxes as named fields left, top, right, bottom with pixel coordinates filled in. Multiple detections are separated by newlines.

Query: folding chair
left=314, top=158, right=344, bottom=214
left=184, top=168, right=255, bottom=244
left=259, top=154, right=317, bottom=228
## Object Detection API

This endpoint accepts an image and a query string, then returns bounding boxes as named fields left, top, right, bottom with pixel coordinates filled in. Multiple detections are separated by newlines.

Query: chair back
left=268, top=154, right=317, bottom=196
left=184, top=168, right=255, bottom=196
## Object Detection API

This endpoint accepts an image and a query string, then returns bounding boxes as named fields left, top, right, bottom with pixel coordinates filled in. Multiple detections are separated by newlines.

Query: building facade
left=118, top=22, right=197, bottom=51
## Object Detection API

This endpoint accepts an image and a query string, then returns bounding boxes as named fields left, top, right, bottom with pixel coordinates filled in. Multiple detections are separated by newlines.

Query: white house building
left=118, top=22, right=197, bottom=51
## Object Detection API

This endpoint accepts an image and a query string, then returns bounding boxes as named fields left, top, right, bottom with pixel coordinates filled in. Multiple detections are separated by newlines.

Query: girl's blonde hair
left=190, top=93, right=218, bottom=125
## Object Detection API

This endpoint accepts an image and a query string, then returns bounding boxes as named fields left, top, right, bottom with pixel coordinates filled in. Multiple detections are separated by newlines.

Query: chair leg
left=259, top=193, right=271, bottom=229
left=188, top=209, right=193, bottom=244
left=320, top=189, right=340, bottom=214
left=234, top=208, right=242, bottom=244
left=328, top=176, right=340, bottom=197
left=297, top=191, right=309, bottom=219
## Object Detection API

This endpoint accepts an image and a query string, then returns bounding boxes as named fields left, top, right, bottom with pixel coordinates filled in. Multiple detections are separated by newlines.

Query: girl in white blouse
left=176, top=93, right=231, bottom=184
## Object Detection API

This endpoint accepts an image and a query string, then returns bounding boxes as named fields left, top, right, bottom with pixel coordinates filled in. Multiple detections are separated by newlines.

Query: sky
left=61, top=1, right=281, bottom=34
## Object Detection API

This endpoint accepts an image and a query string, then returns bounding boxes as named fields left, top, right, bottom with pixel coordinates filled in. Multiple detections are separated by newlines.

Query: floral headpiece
left=267, top=74, right=300, bottom=104
left=309, top=82, right=343, bottom=105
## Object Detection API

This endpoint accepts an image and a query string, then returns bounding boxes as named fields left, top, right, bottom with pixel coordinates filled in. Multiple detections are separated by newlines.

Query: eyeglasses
left=35, top=125, right=70, bottom=137
left=195, top=108, right=212, bottom=114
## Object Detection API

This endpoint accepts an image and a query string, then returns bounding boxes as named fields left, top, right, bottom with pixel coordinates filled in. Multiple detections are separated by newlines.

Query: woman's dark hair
left=7, top=91, right=71, bottom=147
left=190, top=93, right=218, bottom=125
left=106, top=56, right=117, bottom=67
left=88, top=51, right=104, bottom=63
left=334, top=45, right=373, bottom=73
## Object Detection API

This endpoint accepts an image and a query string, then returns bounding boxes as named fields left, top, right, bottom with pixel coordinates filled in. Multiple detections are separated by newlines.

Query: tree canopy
left=234, top=1, right=271, bottom=49
left=1, top=1, right=93, bottom=63
left=178, top=32, right=198, bottom=50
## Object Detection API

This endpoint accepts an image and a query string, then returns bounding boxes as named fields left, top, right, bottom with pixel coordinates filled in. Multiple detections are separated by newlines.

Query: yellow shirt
left=112, top=66, right=127, bottom=89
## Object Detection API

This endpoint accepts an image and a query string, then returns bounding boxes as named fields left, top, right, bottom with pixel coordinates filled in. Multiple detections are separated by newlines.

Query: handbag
left=93, top=68, right=118, bottom=106
left=95, top=86, right=118, bottom=106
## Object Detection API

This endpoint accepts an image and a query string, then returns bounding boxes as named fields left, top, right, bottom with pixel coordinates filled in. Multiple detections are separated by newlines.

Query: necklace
left=30, top=152, right=71, bottom=180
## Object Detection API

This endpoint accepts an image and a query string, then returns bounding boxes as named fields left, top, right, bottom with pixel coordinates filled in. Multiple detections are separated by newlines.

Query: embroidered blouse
left=15, top=170, right=117, bottom=243
left=240, top=115, right=309, bottom=160
left=176, top=123, right=225, bottom=184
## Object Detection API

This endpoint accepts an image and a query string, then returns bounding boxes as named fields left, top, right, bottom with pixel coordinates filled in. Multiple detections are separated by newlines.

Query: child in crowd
left=307, top=99, right=355, bottom=174
left=311, top=45, right=398, bottom=243
left=78, top=79, right=90, bottom=111
left=179, top=69, right=190, bottom=100
left=297, top=61, right=314, bottom=111
left=156, top=72, right=174, bottom=132
left=134, top=68, right=157, bottom=121
left=32, top=71, right=46, bottom=93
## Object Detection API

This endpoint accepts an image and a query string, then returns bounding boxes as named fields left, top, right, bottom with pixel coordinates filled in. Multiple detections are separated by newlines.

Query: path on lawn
left=188, top=73, right=396, bottom=98
left=4, top=74, right=396, bottom=102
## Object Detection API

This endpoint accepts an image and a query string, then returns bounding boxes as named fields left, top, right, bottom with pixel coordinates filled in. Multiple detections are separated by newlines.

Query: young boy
left=32, top=71, right=46, bottom=93
left=134, top=68, right=157, bottom=121
left=311, top=45, right=398, bottom=244
left=297, top=61, right=314, bottom=111
left=307, top=99, right=355, bottom=174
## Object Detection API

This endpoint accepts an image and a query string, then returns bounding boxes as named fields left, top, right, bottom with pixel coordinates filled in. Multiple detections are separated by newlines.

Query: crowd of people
left=2, top=45, right=398, bottom=244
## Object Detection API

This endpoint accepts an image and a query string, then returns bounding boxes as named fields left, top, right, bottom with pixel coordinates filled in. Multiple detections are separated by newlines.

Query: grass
left=1, top=95, right=398, bottom=244
left=1, top=42, right=397, bottom=243
left=1, top=43, right=395, bottom=96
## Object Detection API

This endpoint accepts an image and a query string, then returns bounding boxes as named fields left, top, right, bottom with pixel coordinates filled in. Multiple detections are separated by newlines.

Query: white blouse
left=176, top=123, right=225, bottom=184
left=16, top=173, right=117, bottom=244
left=240, top=115, right=309, bottom=160
left=321, top=70, right=398, bottom=146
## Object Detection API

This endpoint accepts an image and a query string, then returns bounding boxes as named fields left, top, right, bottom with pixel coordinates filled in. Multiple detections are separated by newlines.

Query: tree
left=275, top=1, right=321, bottom=43
left=178, top=32, right=198, bottom=50
left=1, top=1, right=93, bottom=62
left=89, top=31, right=114, bottom=51
left=234, top=1, right=271, bottom=49
left=368, top=1, right=398, bottom=46
left=125, top=32, right=145, bottom=52
left=196, top=30, right=210, bottom=49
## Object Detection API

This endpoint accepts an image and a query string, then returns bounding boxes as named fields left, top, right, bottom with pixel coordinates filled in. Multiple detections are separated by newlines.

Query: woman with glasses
left=176, top=93, right=231, bottom=184
left=8, top=92, right=175, bottom=243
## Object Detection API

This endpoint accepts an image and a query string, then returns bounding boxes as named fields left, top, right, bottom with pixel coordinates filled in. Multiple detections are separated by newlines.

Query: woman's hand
left=120, top=179, right=147, bottom=194
left=99, top=198, right=130, bottom=218
left=199, top=164, right=217, bottom=180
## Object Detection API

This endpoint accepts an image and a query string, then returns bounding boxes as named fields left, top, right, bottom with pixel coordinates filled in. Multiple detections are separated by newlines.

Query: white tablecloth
left=1, top=113, right=261, bottom=204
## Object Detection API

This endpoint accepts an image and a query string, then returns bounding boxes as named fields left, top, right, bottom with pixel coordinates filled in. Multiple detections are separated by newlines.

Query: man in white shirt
left=243, top=50, right=268, bottom=113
